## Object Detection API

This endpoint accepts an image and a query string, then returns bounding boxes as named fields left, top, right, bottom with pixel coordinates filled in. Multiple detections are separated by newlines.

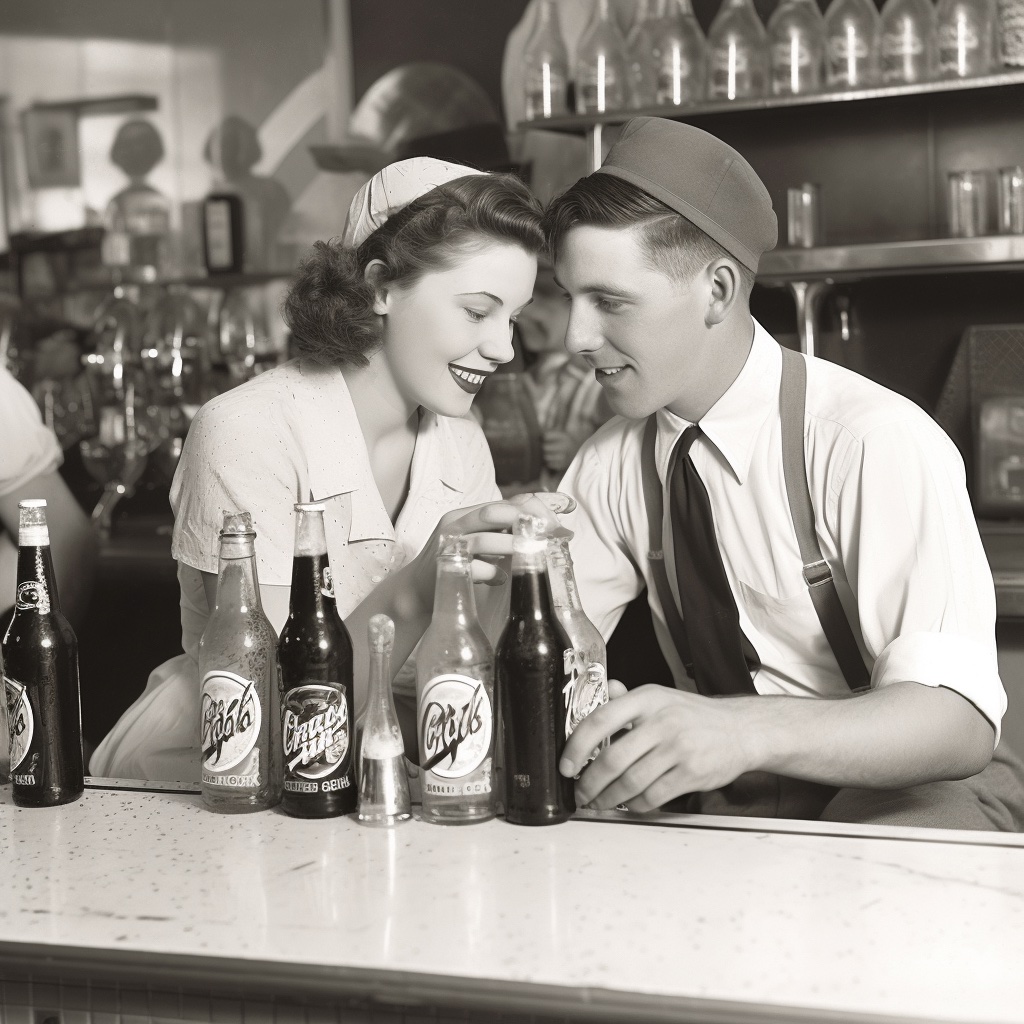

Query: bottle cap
left=437, top=532, right=471, bottom=559
left=18, top=500, right=49, bottom=546
left=368, top=613, right=395, bottom=654
left=220, top=510, right=254, bottom=535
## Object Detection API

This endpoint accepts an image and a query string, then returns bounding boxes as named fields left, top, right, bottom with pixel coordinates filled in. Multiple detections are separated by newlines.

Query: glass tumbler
left=947, top=170, right=989, bottom=237
left=998, top=166, right=1024, bottom=234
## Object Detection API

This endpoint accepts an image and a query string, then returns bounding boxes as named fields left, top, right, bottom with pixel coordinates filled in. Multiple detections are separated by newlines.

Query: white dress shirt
left=91, top=358, right=500, bottom=781
left=560, top=319, right=1006, bottom=739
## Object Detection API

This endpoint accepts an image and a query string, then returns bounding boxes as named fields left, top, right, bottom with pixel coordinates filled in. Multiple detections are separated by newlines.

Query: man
left=551, top=116, right=1023, bottom=829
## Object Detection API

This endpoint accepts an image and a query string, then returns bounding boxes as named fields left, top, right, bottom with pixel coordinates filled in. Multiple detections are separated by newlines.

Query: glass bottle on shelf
left=935, top=0, right=997, bottom=76
left=768, top=0, right=827, bottom=94
left=654, top=0, right=709, bottom=105
left=575, top=0, right=631, bottom=113
left=523, top=0, right=571, bottom=120
left=626, top=0, right=664, bottom=107
left=706, top=0, right=770, bottom=101
left=999, top=0, right=1024, bottom=66
left=879, top=0, right=938, bottom=82
left=824, top=0, right=881, bottom=88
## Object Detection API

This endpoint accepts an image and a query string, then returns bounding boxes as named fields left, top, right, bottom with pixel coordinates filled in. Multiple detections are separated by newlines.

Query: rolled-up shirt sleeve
left=0, top=368, right=62, bottom=496
left=830, top=414, right=1005, bottom=740
left=558, top=427, right=645, bottom=641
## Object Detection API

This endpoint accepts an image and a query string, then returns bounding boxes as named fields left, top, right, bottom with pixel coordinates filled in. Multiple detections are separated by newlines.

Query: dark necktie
left=669, top=425, right=759, bottom=697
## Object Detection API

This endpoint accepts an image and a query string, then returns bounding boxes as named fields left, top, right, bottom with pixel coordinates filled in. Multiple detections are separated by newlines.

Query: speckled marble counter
left=1, top=782, right=1023, bottom=1024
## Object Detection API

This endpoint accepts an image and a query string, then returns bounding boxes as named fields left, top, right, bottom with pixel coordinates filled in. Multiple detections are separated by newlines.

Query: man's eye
left=466, top=309, right=487, bottom=322
left=596, top=297, right=624, bottom=313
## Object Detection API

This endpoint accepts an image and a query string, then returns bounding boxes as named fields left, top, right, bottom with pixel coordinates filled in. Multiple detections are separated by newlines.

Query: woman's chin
left=418, top=389, right=476, bottom=419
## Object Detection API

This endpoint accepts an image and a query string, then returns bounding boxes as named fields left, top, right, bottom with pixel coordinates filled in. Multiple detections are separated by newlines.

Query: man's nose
left=563, top=309, right=601, bottom=357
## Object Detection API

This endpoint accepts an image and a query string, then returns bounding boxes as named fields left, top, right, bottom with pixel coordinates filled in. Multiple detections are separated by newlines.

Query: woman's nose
left=479, top=323, right=516, bottom=365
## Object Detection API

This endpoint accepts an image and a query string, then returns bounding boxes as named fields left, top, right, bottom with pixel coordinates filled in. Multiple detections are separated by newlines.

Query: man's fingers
left=559, top=691, right=652, bottom=776
left=608, top=678, right=628, bottom=699
left=573, top=723, right=660, bottom=806
left=580, top=745, right=674, bottom=810
left=465, top=531, right=515, bottom=558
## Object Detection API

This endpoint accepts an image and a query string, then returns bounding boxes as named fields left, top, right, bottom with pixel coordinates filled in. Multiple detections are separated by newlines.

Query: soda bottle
left=198, top=511, right=282, bottom=812
left=523, top=0, right=570, bottom=120
left=575, top=0, right=631, bottom=113
left=416, top=534, right=496, bottom=825
left=497, top=514, right=575, bottom=826
left=936, top=0, right=997, bottom=76
left=547, top=536, right=610, bottom=758
left=2, top=499, right=84, bottom=807
left=706, top=0, right=770, bottom=100
left=358, top=613, right=411, bottom=826
left=626, top=0, right=664, bottom=108
left=278, top=502, right=357, bottom=817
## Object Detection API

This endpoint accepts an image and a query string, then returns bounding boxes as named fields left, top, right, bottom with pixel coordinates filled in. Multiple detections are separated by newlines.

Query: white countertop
left=2, top=782, right=1023, bottom=1023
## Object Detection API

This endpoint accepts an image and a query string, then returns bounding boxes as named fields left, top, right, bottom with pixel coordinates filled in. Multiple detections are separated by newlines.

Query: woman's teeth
left=448, top=364, right=491, bottom=394
left=596, top=367, right=625, bottom=376
left=450, top=367, right=487, bottom=385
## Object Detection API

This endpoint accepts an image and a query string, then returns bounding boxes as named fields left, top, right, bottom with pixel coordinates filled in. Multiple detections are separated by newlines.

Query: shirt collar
left=655, top=318, right=781, bottom=485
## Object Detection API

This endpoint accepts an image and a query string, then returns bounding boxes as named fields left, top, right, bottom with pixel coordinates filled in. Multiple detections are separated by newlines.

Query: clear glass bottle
left=626, top=0, right=662, bottom=107
left=416, top=534, right=496, bottom=825
left=358, top=614, right=411, bottom=826
left=198, top=511, right=282, bottom=813
left=936, top=0, right=997, bottom=75
left=523, top=0, right=571, bottom=120
left=769, top=0, right=827, bottom=94
left=707, top=0, right=770, bottom=100
left=575, top=0, right=631, bottom=113
left=879, top=0, right=937, bottom=81
left=654, top=0, right=709, bottom=105
left=546, top=537, right=610, bottom=755
left=2, top=500, right=83, bottom=807
left=824, top=0, right=881, bottom=87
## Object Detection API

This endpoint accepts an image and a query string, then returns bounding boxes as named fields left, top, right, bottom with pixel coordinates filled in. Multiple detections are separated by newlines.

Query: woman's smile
left=448, top=363, right=493, bottom=394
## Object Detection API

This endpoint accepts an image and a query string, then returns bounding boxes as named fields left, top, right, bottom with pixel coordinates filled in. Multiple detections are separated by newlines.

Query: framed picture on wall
left=21, top=107, right=81, bottom=189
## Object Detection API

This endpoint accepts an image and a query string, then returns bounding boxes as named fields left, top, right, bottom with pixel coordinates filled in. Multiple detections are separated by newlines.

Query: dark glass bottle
left=278, top=503, right=357, bottom=817
left=2, top=499, right=84, bottom=807
left=201, top=191, right=245, bottom=274
left=496, top=513, right=576, bottom=826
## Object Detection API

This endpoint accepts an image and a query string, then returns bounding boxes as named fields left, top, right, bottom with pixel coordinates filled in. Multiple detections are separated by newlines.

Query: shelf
left=757, top=236, right=1024, bottom=284
left=31, top=94, right=158, bottom=118
left=518, top=68, right=1024, bottom=134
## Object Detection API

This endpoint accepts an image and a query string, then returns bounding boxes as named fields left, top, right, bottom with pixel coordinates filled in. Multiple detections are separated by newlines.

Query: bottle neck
left=547, top=541, right=584, bottom=613
left=432, top=557, right=479, bottom=624
left=14, top=545, right=60, bottom=615
left=214, top=537, right=263, bottom=617
left=509, top=566, right=555, bottom=621
left=288, top=552, right=330, bottom=622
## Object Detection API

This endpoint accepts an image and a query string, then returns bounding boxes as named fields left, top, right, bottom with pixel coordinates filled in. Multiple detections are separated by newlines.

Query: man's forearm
left=740, top=681, right=996, bottom=789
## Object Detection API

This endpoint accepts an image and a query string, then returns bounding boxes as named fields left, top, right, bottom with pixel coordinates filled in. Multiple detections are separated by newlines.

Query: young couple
left=93, top=119, right=1023, bottom=831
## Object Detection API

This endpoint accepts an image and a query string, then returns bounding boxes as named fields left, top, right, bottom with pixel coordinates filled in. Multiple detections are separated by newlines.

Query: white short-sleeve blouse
left=90, top=358, right=500, bottom=782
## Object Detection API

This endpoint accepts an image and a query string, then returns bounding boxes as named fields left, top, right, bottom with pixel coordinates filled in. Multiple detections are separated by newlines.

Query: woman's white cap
left=341, top=156, right=486, bottom=249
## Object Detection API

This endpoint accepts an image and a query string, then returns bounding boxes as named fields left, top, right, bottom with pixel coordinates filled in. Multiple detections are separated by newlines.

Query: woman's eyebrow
left=457, top=291, right=503, bottom=305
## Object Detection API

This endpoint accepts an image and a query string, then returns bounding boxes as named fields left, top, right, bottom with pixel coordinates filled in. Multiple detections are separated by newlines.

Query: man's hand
left=559, top=684, right=757, bottom=812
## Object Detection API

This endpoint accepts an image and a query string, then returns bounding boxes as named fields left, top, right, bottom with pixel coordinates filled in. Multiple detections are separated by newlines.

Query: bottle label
left=15, top=581, right=50, bottom=613
left=4, top=675, right=33, bottom=772
left=771, top=39, right=815, bottom=68
left=200, top=670, right=262, bottom=773
left=419, top=674, right=491, bottom=780
left=827, top=34, right=870, bottom=62
left=282, top=683, right=350, bottom=780
left=562, top=651, right=609, bottom=739
left=880, top=31, right=925, bottom=57
left=202, top=750, right=260, bottom=789
left=320, top=565, right=335, bottom=601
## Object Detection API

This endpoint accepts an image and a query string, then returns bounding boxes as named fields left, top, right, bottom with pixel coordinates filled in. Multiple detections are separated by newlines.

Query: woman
left=91, top=157, right=544, bottom=782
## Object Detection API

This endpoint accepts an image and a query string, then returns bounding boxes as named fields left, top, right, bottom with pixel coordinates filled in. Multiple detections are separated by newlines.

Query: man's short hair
left=543, top=173, right=757, bottom=295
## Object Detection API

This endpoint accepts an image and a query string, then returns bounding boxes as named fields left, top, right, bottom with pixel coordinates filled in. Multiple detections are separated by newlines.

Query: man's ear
left=364, top=259, right=391, bottom=316
left=705, top=259, right=740, bottom=327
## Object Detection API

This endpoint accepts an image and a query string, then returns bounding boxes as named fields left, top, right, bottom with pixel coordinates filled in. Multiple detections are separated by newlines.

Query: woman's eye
left=466, top=309, right=487, bottom=322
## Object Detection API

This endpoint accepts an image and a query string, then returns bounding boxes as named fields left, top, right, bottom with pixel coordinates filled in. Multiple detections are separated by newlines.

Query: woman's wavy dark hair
left=284, top=173, right=544, bottom=367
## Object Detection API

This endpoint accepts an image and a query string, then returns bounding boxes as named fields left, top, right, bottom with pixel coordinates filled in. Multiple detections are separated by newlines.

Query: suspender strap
left=641, top=415, right=695, bottom=679
left=779, top=347, right=870, bottom=692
